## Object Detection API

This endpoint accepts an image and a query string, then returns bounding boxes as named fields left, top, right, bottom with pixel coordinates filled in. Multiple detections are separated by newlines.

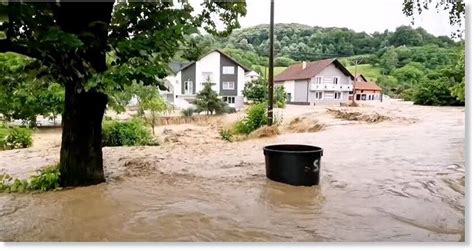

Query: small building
left=350, top=74, right=383, bottom=102
left=352, top=82, right=383, bottom=102
left=274, top=58, right=355, bottom=105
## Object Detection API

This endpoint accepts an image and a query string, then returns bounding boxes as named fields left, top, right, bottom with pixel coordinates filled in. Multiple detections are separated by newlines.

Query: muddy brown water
left=0, top=103, right=465, bottom=241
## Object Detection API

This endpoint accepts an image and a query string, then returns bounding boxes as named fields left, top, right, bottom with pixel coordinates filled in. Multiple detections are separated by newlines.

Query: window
left=202, top=72, right=213, bottom=82
left=315, top=91, right=323, bottom=100
left=223, top=66, right=235, bottom=74
left=333, top=77, right=339, bottom=84
left=368, top=95, right=372, bottom=100
left=315, top=76, right=322, bottom=84
left=223, top=96, right=235, bottom=104
left=223, top=82, right=235, bottom=90
left=334, top=92, right=342, bottom=100
left=361, top=94, right=367, bottom=101
left=184, top=80, right=193, bottom=94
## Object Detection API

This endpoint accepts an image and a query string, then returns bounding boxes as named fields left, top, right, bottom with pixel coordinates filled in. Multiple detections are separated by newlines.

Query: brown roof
left=274, top=58, right=354, bottom=82
left=354, top=81, right=382, bottom=91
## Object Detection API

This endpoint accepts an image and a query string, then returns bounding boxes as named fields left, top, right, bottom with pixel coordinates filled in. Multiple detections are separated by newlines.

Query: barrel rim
left=263, top=144, right=323, bottom=154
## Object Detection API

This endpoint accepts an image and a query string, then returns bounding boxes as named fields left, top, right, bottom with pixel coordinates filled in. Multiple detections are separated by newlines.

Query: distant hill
left=214, top=23, right=459, bottom=62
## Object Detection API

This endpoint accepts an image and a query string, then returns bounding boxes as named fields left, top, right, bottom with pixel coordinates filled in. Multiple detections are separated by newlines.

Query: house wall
left=275, top=80, right=295, bottom=102
left=294, top=80, right=309, bottom=102
left=354, top=90, right=383, bottom=102
left=174, top=72, right=182, bottom=97
left=181, top=63, right=196, bottom=94
left=237, top=67, right=245, bottom=97
left=219, top=53, right=239, bottom=96
left=195, top=51, right=221, bottom=93
left=310, top=63, right=352, bottom=86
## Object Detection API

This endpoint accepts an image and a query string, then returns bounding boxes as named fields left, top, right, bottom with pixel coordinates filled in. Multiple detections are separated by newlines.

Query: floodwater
left=0, top=101, right=465, bottom=241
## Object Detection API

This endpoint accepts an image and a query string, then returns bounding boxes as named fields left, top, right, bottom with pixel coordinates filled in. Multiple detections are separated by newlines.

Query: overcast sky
left=237, top=0, right=461, bottom=37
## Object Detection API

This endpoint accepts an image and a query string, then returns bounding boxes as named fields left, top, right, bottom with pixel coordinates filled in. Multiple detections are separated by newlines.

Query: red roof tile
left=274, top=58, right=336, bottom=82
left=354, top=81, right=382, bottom=91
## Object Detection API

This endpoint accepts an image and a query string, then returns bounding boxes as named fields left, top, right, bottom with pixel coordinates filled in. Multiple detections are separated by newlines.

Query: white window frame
left=223, top=66, right=235, bottom=75
left=315, top=91, right=324, bottom=100
left=202, top=72, right=214, bottom=82
left=333, top=76, right=339, bottom=84
left=222, top=81, right=235, bottom=90
left=334, top=92, right=342, bottom=100
left=315, top=76, right=323, bottom=84
left=184, top=80, right=193, bottom=94
left=223, top=96, right=235, bottom=104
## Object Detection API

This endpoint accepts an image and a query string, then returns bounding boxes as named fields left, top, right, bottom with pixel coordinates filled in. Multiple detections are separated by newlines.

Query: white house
left=274, top=58, right=355, bottom=105
left=245, top=70, right=260, bottom=83
left=169, top=49, right=252, bottom=110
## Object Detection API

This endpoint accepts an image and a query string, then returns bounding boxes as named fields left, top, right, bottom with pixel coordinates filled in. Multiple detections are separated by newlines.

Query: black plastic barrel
left=263, top=144, right=323, bottom=186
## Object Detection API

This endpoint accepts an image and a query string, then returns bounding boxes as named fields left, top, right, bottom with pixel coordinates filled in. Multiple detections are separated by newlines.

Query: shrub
left=219, top=128, right=233, bottom=142
left=0, top=164, right=60, bottom=193
left=194, top=82, right=225, bottom=115
left=181, top=108, right=194, bottom=117
left=234, top=103, right=268, bottom=135
left=102, top=119, right=154, bottom=147
left=0, top=127, right=33, bottom=150
left=224, top=106, right=237, bottom=114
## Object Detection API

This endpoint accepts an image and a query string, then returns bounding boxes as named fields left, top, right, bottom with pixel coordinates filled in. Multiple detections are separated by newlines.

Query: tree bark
left=56, top=2, right=114, bottom=187
left=60, top=84, right=108, bottom=186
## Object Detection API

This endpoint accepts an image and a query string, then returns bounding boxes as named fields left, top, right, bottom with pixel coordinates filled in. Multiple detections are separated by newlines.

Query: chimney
left=302, top=61, right=307, bottom=69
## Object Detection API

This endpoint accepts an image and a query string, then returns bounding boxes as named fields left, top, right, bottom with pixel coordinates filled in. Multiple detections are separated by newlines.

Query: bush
left=0, top=127, right=33, bottom=150
left=0, top=164, right=60, bottom=193
left=181, top=108, right=194, bottom=117
left=413, top=79, right=464, bottom=106
left=224, top=106, right=237, bottom=114
left=234, top=103, right=268, bottom=135
left=219, top=128, right=233, bottom=142
left=102, top=119, right=154, bottom=147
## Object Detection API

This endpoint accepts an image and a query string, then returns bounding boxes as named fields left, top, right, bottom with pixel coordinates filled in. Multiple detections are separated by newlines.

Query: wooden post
left=267, top=0, right=275, bottom=126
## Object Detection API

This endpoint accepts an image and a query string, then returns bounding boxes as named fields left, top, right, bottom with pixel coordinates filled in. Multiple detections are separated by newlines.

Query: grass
left=346, top=64, right=382, bottom=82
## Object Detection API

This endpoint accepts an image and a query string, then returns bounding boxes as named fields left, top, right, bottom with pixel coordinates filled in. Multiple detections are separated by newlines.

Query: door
left=184, top=81, right=193, bottom=95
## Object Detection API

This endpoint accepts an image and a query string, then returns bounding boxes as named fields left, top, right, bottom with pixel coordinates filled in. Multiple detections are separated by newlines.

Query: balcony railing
left=309, top=83, right=353, bottom=91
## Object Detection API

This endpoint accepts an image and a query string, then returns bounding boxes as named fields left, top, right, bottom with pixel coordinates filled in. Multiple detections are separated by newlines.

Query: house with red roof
left=274, top=58, right=355, bottom=105
left=351, top=74, right=383, bottom=102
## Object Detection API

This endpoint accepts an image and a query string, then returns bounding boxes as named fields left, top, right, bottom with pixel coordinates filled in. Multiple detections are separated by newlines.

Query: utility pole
left=351, top=58, right=361, bottom=105
left=267, top=0, right=274, bottom=126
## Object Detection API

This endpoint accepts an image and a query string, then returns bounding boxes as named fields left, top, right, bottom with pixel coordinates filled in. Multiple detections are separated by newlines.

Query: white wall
left=237, top=66, right=245, bottom=97
left=195, top=51, right=220, bottom=93
left=311, top=63, right=352, bottom=86
left=276, top=80, right=295, bottom=102
left=174, top=71, right=182, bottom=96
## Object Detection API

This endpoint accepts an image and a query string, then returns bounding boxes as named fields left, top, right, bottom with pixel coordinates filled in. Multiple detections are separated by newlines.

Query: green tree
left=0, top=52, right=64, bottom=126
left=379, top=49, right=399, bottom=74
left=413, top=79, right=463, bottom=106
left=194, top=82, right=225, bottom=115
left=141, top=94, right=169, bottom=135
left=0, top=1, right=246, bottom=187
left=242, top=78, right=267, bottom=103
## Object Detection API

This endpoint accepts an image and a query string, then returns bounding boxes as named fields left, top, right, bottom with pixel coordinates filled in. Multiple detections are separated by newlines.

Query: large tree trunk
left=59, top=84, right=108, bottom=186
left=56, top=2, right=114, bottom=187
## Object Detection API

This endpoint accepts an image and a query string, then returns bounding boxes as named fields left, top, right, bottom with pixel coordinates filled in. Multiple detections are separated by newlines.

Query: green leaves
left=0, top=164, right=60, bottom=193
